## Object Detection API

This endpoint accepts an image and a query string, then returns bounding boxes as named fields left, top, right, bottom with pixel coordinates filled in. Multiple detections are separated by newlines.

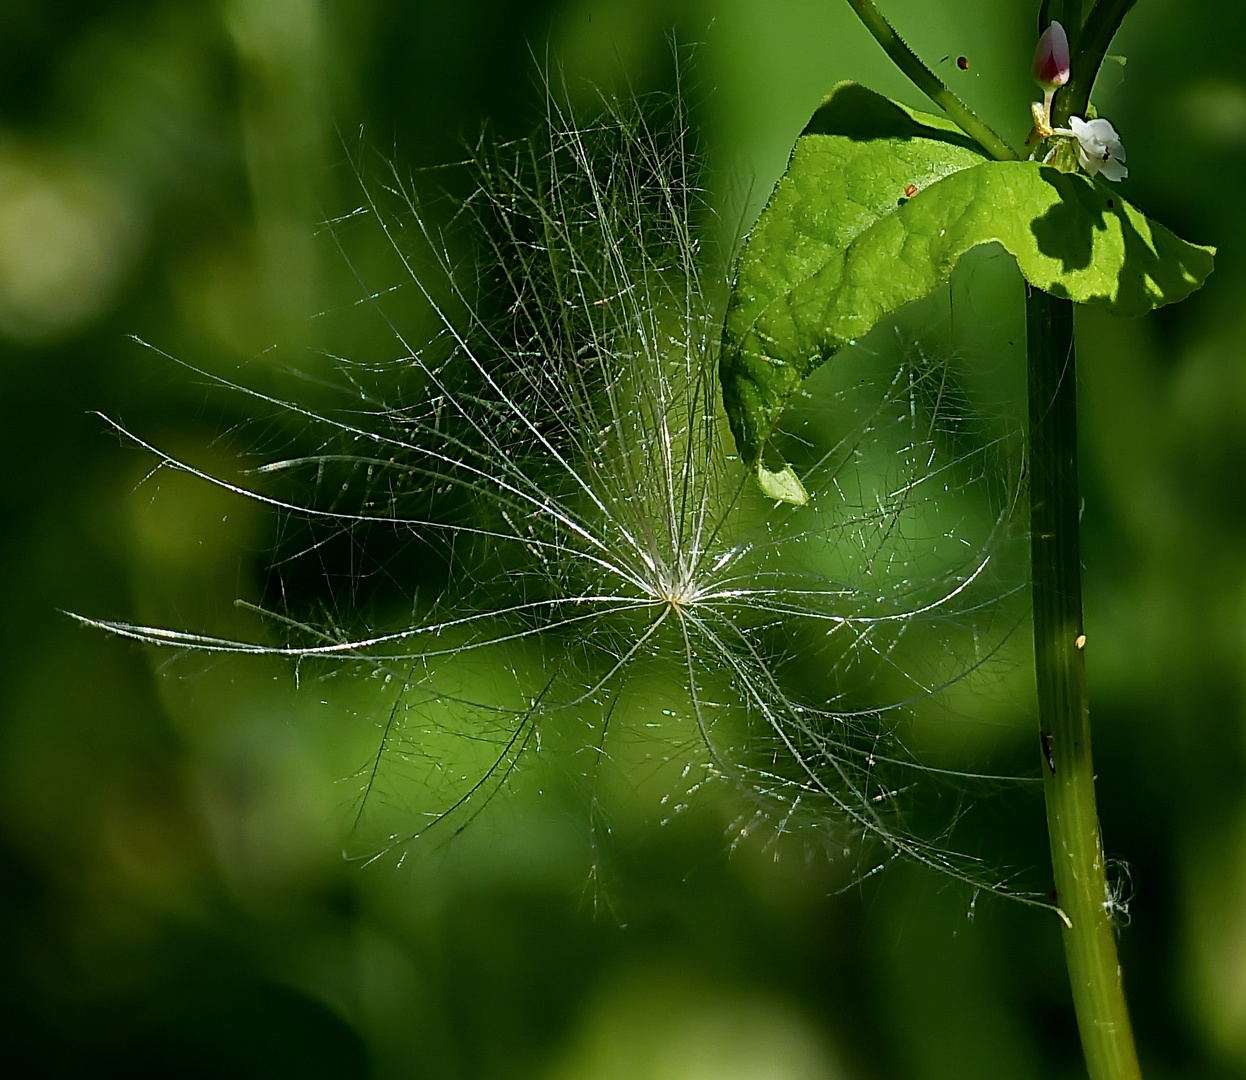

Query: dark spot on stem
left=1041, top=732, right=1056, bottom=774
left=957, top=56, right=970, bottom=70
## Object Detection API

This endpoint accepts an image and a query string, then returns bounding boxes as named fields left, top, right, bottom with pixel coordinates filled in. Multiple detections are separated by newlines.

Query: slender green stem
left=844, top=0, right=1018, bottom=160
left=1026, top=287, right=1142, bottom=1080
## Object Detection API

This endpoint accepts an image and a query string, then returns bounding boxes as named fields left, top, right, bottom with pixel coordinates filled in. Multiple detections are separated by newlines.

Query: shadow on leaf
left=1029, top=167, right=1214, bottom=313
left=1029, top=168, right=1105, bottom=274
left=1113, top=200, right=1214, bottom=314
left=802, top=82, right=983, bottom=155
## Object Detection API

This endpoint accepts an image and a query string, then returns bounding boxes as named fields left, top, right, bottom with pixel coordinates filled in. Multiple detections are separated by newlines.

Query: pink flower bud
left=1033, top=21, right=1070, bottom=91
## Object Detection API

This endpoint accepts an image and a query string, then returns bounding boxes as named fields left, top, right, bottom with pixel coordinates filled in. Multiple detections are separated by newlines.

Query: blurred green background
left=3, top=1, right=1245, bottom=1077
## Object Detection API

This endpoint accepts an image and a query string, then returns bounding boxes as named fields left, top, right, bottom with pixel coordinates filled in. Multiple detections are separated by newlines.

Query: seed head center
left=659, top=578, right=702, bottom=608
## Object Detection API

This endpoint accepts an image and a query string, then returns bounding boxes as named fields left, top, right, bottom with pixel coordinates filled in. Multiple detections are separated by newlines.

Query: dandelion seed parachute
left=79, top=72, right=1044, bottom=902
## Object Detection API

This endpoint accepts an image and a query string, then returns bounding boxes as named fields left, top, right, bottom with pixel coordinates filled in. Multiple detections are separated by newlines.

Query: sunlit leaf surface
left=722, top=83, right=1215, bottom=498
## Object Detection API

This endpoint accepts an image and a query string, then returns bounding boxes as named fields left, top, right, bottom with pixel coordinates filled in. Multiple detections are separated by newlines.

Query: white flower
left=1069, top=116, right=1128, bottom=181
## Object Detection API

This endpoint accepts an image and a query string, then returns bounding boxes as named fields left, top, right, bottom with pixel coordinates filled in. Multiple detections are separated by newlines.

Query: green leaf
left=721, top=82, right=1215, bottom=503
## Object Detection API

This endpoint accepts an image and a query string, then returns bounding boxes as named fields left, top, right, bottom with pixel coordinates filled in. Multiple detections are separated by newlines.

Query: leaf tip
left=756, top=462, right=808, bottom=506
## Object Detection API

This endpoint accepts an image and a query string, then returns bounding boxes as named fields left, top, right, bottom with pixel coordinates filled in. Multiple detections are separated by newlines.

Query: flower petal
left=1099, top=157, right=1129, bottom=182
left=1068, top=116, right=1127, bottom=182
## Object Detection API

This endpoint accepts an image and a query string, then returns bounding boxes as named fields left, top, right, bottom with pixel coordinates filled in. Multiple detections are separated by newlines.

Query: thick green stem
left=1056, top=0, right=1138, bottom=124
left=841, top=5, right=1149, bottom=1074
left=844, top=0, right=1018, bottom=160
left=1038, top=0, right=1083, bottom=40
left=1026, top=286, right=1142, bottom=1080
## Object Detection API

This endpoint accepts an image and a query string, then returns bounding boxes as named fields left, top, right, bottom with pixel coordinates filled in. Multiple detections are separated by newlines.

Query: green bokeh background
left=2, top=1, right=1245, bottom=1077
